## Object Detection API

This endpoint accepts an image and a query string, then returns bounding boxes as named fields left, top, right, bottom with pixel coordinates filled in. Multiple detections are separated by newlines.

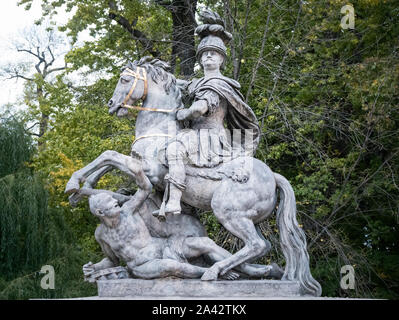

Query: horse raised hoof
left=68, top=192, right=84, bottom=208
left=152, top=210, right=166, bottom=222
left=65, top=178, right=80, bottom=194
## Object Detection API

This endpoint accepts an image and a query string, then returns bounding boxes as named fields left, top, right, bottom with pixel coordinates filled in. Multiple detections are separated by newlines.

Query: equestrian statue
left=65, top=9, right=322, bottom=297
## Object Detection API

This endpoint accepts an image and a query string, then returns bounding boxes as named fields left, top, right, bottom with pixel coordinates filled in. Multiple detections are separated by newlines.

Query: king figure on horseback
left=162, top=12, right=261, bottom=215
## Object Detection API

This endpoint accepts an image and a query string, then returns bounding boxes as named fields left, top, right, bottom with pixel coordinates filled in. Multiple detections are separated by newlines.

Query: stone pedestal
left=97, top=278, right=304, bottom=298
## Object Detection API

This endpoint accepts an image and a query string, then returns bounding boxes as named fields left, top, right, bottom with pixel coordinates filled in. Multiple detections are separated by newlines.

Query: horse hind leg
left=201, top=214, right=269, bottom=281
left=244, top=225, right=272, bottom=263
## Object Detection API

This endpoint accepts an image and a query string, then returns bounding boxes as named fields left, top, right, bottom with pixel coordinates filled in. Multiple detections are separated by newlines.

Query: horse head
left=107, top=56, right=180, bottom=118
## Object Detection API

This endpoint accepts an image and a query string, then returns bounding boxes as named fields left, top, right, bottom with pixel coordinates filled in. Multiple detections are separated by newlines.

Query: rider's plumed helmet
left=195, top=9, right=232, bottom=68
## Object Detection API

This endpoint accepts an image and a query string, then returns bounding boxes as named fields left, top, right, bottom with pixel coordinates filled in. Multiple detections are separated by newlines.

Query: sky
left=0, top=0, right=70, bottom=111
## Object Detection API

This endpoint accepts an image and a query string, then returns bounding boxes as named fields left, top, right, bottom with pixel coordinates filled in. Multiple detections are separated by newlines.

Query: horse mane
left=126, top=56, right=177, bottom=95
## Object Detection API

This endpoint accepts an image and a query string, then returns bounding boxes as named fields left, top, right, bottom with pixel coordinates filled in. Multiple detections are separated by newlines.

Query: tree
left=19, top=0, right=198, bottom=77
left=198, top=0, right=399, bottom=298
left=155, top=0, right=197, bottom=76
left=0, top=116, right=96, bottom=299
left=0, top=23, right=68, bottom=149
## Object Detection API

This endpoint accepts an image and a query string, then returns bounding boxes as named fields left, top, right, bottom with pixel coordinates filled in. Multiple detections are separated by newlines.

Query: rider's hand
left=177, top=109, right=190, bottom=121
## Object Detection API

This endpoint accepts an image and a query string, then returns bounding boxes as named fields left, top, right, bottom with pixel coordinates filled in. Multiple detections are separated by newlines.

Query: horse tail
left=274, top=172, right=322, bottom=297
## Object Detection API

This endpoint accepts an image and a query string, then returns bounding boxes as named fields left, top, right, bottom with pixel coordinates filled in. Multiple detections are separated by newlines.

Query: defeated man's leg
left=242, top=262, right=284, bottom=279
left=182, top=237, right=283, bottom=279
left=128, top=259, right=207, bottom=279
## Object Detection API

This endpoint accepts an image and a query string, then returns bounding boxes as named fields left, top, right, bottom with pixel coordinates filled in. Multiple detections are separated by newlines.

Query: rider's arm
left=177, top=89, right=219, bottom=120
left=176, top=78, right=189, bottom=90
left=181, top=99, right=208, bottom=120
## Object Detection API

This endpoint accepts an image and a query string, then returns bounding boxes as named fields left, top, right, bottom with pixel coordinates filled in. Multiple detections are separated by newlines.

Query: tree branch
left=5, top=74, right=34, bottom=81
left=108, top=0, right=161, bottom=57
left=25, top=122, right=40, bottom=131
left=17, top=48, right=41, bottom=61
left=48, top=46, right=55, bottom=65
left=46, top=65, right=66, bottom=75
left=245, top=0, right=272, bottom=102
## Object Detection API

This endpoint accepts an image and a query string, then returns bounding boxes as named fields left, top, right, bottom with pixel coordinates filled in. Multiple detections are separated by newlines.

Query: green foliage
left=10, top=0, right=399, bottom=299
left=0, top=172, right=54, bottom=278
left=209, top=0, right=399, bottom=298
left=0, top=117, right=99, bottom=299
left=31, top=87, right=134, bottom=242
left=0, top=118, right=33, bottom=178
left=243, top=0, right=399, bottom=298
left=200, top=211, right=222, bottom=239
left=0, top=248, right=100, bottom=299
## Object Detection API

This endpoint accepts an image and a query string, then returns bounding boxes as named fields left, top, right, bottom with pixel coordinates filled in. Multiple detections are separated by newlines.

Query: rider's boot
left=164, top=147, right=186, bottom=215
left=164, top=183, right=183, bottom=215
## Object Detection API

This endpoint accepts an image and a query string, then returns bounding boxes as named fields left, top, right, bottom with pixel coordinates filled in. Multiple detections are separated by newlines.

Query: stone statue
left=64, top=9, right=322, bottom=297
left=161, top=10, right=260, bottom=215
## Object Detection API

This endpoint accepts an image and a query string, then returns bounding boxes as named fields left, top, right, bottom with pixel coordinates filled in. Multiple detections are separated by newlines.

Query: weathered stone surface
left=97, top=279, right=303, bottom=298
left=64, top=7, right=322, bottom=299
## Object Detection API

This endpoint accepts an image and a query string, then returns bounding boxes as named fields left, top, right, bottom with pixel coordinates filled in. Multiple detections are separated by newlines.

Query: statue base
left=97, top=278, right=304, bottom=298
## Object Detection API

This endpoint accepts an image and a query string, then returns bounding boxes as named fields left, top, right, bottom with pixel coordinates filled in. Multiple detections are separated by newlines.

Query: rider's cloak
left=188, top=75, right=260, bottom=154
left=162, top=75, right=261, bottom=168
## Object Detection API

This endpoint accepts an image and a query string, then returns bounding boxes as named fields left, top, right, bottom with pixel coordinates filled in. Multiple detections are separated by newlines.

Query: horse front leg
left=69, top=166, right=113, bottom=207
left=65, top=150, right=149, bottom=194
left=83, top=165, right=113, bottom=189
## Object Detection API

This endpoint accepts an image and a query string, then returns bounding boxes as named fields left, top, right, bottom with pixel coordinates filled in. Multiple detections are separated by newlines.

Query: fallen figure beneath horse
left=81, top=190, right=284, bottom=281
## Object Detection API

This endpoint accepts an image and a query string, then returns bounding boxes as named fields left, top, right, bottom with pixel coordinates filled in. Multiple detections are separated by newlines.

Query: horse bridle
left=120, top=66, right=175, bottom=113
left=120, top=66, right=177, bottom=144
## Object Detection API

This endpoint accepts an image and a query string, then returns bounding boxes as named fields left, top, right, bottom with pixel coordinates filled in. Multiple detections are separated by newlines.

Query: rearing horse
left=65, top=57, right=321, bottom=296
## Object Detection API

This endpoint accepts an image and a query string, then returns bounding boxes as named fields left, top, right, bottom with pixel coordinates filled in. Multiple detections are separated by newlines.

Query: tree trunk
left=160, top=0, right=197, bottom=77
left=37, top=85, right=48, bottom=150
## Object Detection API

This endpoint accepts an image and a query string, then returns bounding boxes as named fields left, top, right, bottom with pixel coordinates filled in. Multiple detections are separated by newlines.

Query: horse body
left=66, top=58, right=321, bottom=296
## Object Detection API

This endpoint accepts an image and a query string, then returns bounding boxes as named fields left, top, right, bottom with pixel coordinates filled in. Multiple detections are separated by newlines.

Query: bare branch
left=258, top=1, right=302, bottom=133
left=17, top=48, right=41, bottom=60
left=46, top=65, right=66, bottom=75
left=35, top=61, right=43, bottom=74
left=46, top=46, right=56, bottom=68
left=245, top=0, right=274, bottom=102
left=4, top=73, right=34, bottom=81
left=26, top=122, right=40, bottom=131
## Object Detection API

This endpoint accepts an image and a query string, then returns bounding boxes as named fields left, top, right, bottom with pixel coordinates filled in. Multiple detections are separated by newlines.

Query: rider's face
left=201, top=50, right=224, bottom=71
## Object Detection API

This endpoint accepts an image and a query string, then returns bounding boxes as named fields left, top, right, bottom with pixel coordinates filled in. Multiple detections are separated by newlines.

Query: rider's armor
left=173, top=79, right=231, bottom=169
